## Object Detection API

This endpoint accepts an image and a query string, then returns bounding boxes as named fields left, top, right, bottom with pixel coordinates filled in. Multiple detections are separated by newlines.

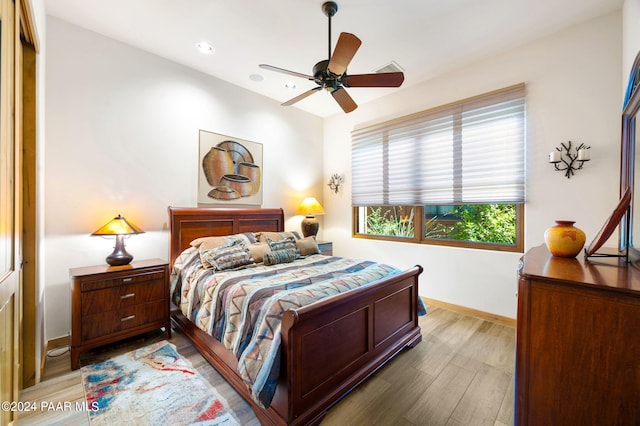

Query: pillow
left=267, top=236, right=297, bottom=252
left=263, top=248, right=298, bottom=266
left=296, top=236, right=320, bottom=256
left=190, top=232, right=256, bottom=249
left=199, top=241, right=254, bottom=271
left=247, top=242, right=271, bottom=263
left=256, top=231, right=301, bottom=242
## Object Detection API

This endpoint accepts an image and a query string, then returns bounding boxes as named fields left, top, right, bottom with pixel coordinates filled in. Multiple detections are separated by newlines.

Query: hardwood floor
left=17, top=306, right=514, bottom=425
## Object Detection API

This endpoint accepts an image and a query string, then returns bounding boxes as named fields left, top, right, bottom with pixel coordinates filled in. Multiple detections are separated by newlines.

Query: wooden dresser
left=69, top=258, right=170, bottom=369
left=516, top=245, right=640, bottom=425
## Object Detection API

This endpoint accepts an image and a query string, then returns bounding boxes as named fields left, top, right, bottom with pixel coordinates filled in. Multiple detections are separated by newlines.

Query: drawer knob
left=122, top=278, right=133, bottom=283
left=120, top=315, right=136, bottom=322
left=120, top=293, right=135, bottom=300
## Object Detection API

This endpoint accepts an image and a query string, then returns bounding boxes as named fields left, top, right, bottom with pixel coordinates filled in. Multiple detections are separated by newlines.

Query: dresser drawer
left=81, top=278, right=165, bottom=316
left=81, top=300, right=166, bottom=341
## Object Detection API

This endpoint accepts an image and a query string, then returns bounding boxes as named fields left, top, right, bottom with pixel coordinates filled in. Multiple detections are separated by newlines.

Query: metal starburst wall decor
left=328, top=173, right=344, bottom=194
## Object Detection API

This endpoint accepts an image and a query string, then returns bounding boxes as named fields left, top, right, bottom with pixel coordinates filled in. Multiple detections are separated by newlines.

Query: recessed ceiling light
left=285, top=81, right=296, bottom=89
left=195, top=41, right=215, bottom=55
left=249, top=74, right=264, bottom=82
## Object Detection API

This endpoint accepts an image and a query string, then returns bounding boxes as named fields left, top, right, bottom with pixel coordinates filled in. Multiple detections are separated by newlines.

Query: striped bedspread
left=170, top=247, right=403, bottom=407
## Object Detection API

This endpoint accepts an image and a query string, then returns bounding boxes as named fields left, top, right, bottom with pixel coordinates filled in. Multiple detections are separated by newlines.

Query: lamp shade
left=91, top=215, right=144, bottom=236
left=296, top=197, right=325, bottom=217
left=91, top=215, right=144, bottom=266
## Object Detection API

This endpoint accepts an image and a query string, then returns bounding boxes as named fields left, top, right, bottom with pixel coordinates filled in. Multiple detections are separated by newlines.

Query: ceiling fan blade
left=327, top=32, right=361, bottom=76
left=331, top=87, right=357, bottom=113
left=259, top=64, right=314, bottom=80
left=342, top=72, right=405, bottom=88
left=282, top=87, right=322, bottom=106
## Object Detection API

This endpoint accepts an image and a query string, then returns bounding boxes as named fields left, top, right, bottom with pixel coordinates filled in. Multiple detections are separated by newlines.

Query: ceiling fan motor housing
left=313, top=59, right=342, bottom=90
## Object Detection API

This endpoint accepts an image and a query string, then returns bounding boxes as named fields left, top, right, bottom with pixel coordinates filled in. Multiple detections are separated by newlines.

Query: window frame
left=352, top=204, right=524, bottom=253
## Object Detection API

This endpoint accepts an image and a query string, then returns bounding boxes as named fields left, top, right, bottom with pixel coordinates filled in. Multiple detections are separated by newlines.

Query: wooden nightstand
left=69, top=258, right=170, bottom=370
left=317, top=241, right=333, bottom=256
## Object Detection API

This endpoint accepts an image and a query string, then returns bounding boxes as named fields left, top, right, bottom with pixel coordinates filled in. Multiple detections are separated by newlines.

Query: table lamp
left=91, top=214, right=144, bottom=266
left=296, top=197, right=325, bottom=238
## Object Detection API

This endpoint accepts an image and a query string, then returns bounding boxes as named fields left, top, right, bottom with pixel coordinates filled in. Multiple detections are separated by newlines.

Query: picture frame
left=584, top=186, right=632, bottom=257
left=198, top=130, right=263, bottom=206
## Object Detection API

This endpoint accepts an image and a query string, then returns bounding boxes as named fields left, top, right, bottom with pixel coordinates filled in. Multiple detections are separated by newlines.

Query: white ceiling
left=44, top=0, right=623, bottom=118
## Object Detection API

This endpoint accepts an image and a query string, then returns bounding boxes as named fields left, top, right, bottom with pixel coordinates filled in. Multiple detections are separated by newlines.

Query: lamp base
left=301, top=216, right=319, bottom=238
left=106, top=235, right=134, bottom=266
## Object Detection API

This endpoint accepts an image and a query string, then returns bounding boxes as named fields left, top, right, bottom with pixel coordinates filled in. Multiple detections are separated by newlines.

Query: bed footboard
left=171, top=264, right=423, bottom=426
left=273, top=265, right=424, bottom=425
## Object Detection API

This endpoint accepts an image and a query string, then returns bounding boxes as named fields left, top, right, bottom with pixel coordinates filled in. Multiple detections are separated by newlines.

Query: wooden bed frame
left=168, top=207, right=423, bottom=425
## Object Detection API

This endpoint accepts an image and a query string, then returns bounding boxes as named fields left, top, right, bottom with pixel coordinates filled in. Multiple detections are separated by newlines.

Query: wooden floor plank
left=449, top=363, right=513, bottom=425
left=452, top=321, right=515, bottom=373
left=405, top=363, right=477, bottom=425
left=321, top=372, right=394, bottom=425
left=495, top=373, right=516, bottom=426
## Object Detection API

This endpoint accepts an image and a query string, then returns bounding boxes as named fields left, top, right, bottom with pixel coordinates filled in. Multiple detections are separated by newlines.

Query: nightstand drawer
left=80, top=270, right=165, bottom=292
left=81, top=278, right=165, bottom=316
left=81, top=300, right=166, bottom=341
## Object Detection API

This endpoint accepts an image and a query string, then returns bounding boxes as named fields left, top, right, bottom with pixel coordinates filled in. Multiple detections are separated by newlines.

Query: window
left=356, top=206, right=416, bottom=238
left=352, top=84, right=525, bottom=252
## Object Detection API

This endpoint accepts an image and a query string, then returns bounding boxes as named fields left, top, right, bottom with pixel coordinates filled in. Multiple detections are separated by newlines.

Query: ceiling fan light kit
left=259, top=1, right=404, bottom=113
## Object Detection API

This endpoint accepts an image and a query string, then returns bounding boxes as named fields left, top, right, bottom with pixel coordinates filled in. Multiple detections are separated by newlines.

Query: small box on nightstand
left=317, top=241, right=333, bottom=256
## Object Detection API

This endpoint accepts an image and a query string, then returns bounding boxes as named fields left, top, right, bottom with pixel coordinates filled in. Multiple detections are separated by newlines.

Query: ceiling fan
left=259, top=1, right=404, bottom=113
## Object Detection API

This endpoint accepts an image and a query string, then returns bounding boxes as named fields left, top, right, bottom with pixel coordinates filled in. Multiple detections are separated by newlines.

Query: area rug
left=81, top=340, right=240, bottom=425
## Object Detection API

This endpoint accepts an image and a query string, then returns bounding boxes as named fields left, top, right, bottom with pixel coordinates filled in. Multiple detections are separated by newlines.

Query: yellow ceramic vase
left=544, top=220, right=586, bottom=258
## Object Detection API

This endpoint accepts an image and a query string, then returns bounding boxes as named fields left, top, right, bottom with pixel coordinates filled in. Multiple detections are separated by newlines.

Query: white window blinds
left=352, top=84, right=526, bottom=206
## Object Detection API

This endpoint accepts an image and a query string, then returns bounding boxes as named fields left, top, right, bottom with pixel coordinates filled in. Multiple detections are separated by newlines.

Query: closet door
left=0, top=0, right=19, bottom=423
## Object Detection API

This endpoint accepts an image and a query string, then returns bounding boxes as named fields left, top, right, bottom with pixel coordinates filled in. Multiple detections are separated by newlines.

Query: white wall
left=623, top=0, right=640, bottom=83
left=323, top=11, right=622, bottom=319
left=44, top=17, right=324, bottom=340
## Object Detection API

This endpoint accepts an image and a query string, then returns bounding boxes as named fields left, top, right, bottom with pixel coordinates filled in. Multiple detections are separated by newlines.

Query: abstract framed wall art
left=198, top=130, right=263, bottom=206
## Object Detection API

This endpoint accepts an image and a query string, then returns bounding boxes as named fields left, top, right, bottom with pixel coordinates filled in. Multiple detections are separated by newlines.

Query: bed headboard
left=168, top=207, right=285, bottom=266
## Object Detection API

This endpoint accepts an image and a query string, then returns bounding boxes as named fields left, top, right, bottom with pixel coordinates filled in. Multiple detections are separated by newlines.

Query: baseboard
left=41, top=335, right=70, bottom=379
left=422, top=297, right=516, bottom=328
left=40, top=343, right=46, bottom=381
left=47, top=335, right=69, bottom=351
